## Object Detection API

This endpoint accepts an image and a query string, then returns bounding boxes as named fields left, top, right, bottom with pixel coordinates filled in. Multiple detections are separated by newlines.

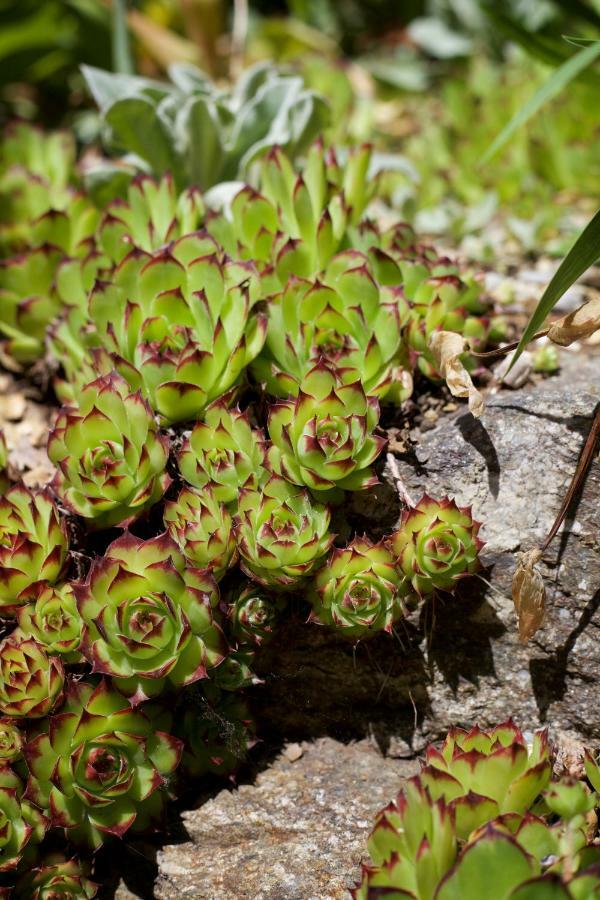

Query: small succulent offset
left=24, top=680, right=182, bottom=848
left=268, top=361, right=386, bottom=494
left=16, top=583, right=83, bottom=662
left=228, top=584, right=283, bottom=646
left=0, top=635, right=64, bottom=718
left=234, top=475, right=333, bottom=589
left=164, top=487, right=237, bottom=581
left=389, top=496, right=483, bottom=596
left=73, top=533, right=227, bottom=705
left=175, top=687, right=255, bottom=779
left=0, top=765, right=47, bottom=872
left=310, top=537, right=415, bottom=639
left=88, top=233, right=266, bottom=424
left=0, top=720, right=23, bottom=763
left=15, top=853, right=97, bottom=899
left=178, top=404, right=268, bottom=505
left=48, top=372, right=170, bottom=529
left=353, top=722, right=599, bottom=900
left=0, top=484, right=69, bottom=614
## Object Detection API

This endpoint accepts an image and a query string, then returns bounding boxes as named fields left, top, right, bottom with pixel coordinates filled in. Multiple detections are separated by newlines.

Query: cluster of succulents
left=0, top=116, right=495, bottom=890
left=355, top=722, right=600, bottom=899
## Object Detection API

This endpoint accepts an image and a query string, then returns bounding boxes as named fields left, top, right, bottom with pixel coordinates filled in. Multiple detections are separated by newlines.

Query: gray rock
left=156, top=738, right=418, bottom=900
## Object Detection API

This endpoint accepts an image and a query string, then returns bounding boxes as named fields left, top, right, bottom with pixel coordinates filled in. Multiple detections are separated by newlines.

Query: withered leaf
left=429, top=331, right=484, bottom=417
left=512, top=549, right=545, bottom=643
left=547, top=297, right=600, bottom=347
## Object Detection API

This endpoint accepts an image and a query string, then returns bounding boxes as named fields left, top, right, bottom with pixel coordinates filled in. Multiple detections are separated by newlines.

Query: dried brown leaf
left=429, top=331, right=484, bottom=417
left=512, top=549, right=545, bottom=643
left=547, top=297, right=600, bottom=346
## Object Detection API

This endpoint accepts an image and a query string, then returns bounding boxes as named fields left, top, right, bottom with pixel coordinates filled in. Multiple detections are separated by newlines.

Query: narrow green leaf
left=112, top=0, right=134, bottom=75
left=509, top=207, right=600, bottom=369
left=483, top=40, right=600, bottom=162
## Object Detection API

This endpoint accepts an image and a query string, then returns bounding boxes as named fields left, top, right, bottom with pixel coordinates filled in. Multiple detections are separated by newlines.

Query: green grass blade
left=112, top=0, right=134, bottom=75
left=509, top=207, right=600, bottom=370
left=482, top=40, right=600, bottom=162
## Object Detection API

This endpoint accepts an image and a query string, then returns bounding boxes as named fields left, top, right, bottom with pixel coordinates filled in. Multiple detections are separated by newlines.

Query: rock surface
left=156, top=738, right=418, bottom=899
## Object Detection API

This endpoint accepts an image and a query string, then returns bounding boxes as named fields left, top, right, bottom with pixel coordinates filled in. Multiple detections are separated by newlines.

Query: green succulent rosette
left=15, top=853, right=97, bottom=899
left=0, top=484, right=69, bottom=614
left=211, top=648, right=256, bottom=692
left=23, top=679, right=183, bottom=848
left=73, top=532, right=227, bottom=704
left=48, top=372, right=170, bottom=529
left=99, top=174, right=204, bottom=263
left=228, top=584, right=283, bottom=646
left=88, top=233, right=267, bottom=423
left=418, top=722, right=552, bottom=841
left=389, top=495, right=483, bottom=596
left=178, top=404, right=268, bottom=505
left=309, top=537, right=415, bottom=639
left=164, top=486, right=237, bottom=581
left=17, top=583, right=83, bottom=662
left=0, top=720, right=23, bottom=763
left=253, top=252, right=411, bottom=401
left=234, top=474, right=333, bottom=589
left=175, top=687, right=254, bottom=779
left=0, top=764, right=47, bottom=872
left=268, top=360, right=386, bottom=495
left=0, top=636, right=64, bottom=718
left=0, top=245, right=64, bottom=364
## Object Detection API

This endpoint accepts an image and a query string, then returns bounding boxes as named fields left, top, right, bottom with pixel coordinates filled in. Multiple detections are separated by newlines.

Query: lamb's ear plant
left=82, top=61, right=329, bottom=192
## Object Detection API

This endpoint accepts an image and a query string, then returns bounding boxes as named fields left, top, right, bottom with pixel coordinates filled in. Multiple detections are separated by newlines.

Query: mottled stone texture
left=156, top=738, right=418, bottom=899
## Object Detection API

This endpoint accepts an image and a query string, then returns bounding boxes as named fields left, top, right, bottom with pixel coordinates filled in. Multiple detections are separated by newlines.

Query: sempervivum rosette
left=418, top=721, right=551, bottom=840
left=48, top=372, right=170, bottom=529
left=389, top=495, right=483, bottom=596
left=0, top=720, right=23, bottom=763
left=73, top=533, right=227, bottom=704
left=88, top=233, right=267, bottom=424
left=309, top=537, right=415, bottom=639
left=178, top=404, right=268, bottom=506
left=268, top=360, right=386, bottom=495
left=16, top=583, right=82, bottom=662
left=23, top=680, right=182, bottom=848
left=228, top=584, right=283, bottom=646
left=15, top=853, right=97, bottom=899
left=0, top=765, right=47, bottom=872
left=175, top=687, right=254, bottom=779
left=164, top=487, right=236, bottom=581
left=234, top=475, right=333, bottom=589
left=0, top=484, right=68, bottom=614
left=0, top=636, right=64, bottom=718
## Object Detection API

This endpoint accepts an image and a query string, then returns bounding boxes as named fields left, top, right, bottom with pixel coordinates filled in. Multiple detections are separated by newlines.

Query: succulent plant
left=267, top=360, right=386, bottom=494
left=417, top=721, right=552, bottom=840
left=228, top=584, right=283, bottom=645
left=164, top=486, right=237, bottom=581
left=98, top=174, right=205, bottom=263
left=24, top=679, right=182, bottom=848
left=15, top=853, right=97, bottom=899
left=389, top=495, right=483, bottom=596
left=309, top=537, right=415, bottom=638
left=73, top=532, right=226, bottom=704
left=0, top=764, right=47, bottom=872
left=16, top=583, right=82, bottom=662
left=0, top=484, right=69, bottom=614
left=252, top=252, right=411, bottom=401
left=234, top=474, right=333, bottom=589
left=175, top=687, right=254, bottom=779
left=178, top=404, right=268, bottom=505
left=48, top=372, right=170, bottom=529
left=0, top=635, right=64, bottom=718
left=88, top=233, right=266, bottom=423
left=0, top=246, right=64, bottom=364
left=211, top=648, right=257, bottom=692
left=83, top=61, right=329, bottom=191
left=0, top=720, right=23, bottom=763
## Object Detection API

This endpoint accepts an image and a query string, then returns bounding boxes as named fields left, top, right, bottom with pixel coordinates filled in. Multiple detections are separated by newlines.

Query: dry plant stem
left=471, top=329, right=549, bottom=360
left=386, top=453, right=415, bottom=508
left=541, top=403, right=600, bottom=552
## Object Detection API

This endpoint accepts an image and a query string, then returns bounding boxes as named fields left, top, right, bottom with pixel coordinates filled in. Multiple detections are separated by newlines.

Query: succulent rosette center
left=17, top=583, right=82, bottom=659
left=73, top=739, right=133, bottom=800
